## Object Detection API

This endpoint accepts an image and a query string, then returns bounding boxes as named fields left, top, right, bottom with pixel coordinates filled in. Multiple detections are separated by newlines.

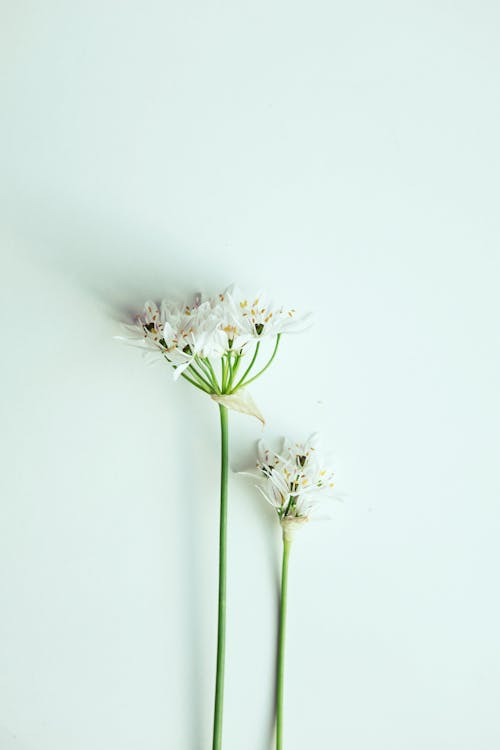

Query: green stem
left=276, top=537, right=291, bottom=750
left=205, top=359, right=222, bottom=394
left=194, top=355, right=214, bottom=382
left=193, top=356, right=220, bottom=394
left=227, top=353, right=242, bottom=391
left=221, top=355, right=229, bottom=392
left=212, top=404, right=229, bottom=750
left=231, top=342, right=260, bottom=392
left=167, top=355, right=211, bottom=393
left=226, top=353, right=234, bottom=390
left=187, top=363, right=213, bottom=390
left=237, top=335, right=281, bottom=390
left=180, top=370, right=211, bottom=393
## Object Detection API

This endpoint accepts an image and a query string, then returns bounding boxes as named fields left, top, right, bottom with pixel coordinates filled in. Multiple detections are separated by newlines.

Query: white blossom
left=248, top=434, right=337, bottom=532
left=219, top=285, right=311, bottom=348
left=116, top=285, right=311, bottom=402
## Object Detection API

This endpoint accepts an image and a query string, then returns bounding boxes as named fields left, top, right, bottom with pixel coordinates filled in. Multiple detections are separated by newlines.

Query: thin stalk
left=187, top=363, right=213, bottom=390
left=196, top=356, right=221, bottom=394
left=180, top=371, right=212, bottom=393
left=227, top=353, right=242, bottom=391
left=166, top=355, right=211, bottom=393
left=212, top=404, right=229, bottom=750
left=205, top=359, right=222, bottom=394
left=225, top=353, right=234, bottom=390
left=193, top=355, right=214, bottom=382
left=221, top=355, right=229, bottom=392
left=240, top=334, right=281, bottom=389
left=231, top=342, right=260, bottom=392
left=276, top=537, right=291, bottom=750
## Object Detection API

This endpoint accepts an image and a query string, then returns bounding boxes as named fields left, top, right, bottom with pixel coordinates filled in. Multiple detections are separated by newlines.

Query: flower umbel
left=116, top=284, right=317, bottom=750
left=117, top=285, right=311, bottom=407
left=252, top=434, right=336, bottom=537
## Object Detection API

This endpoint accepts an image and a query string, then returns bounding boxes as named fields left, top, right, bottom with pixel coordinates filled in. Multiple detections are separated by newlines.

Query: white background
left=1, top=2, right=499, bottom=748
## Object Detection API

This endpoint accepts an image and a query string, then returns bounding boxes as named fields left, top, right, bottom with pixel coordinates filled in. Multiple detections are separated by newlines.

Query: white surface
left=1, top=2, right=500, bottom=748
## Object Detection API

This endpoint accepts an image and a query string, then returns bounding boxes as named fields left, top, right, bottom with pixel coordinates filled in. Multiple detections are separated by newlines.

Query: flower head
left=249, top=434, right=336, bottom=538
left=117, top=285, right=311, bottom=410
left=219, top=285, right=310, bottom=345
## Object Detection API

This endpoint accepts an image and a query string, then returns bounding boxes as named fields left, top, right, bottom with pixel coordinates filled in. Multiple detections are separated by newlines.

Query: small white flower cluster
left=254, top=434, right=336, bottom=526
left=121, top=284, right=309, bottom=394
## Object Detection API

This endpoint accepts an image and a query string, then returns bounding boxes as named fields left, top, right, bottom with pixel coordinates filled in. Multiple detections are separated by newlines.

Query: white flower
left=118, top=296, right=225, bottom=377
left=161, top=299, right=228, bottom=378
left=116, top=285, right=311, bottom=399
left=219, top=285, right=311, bottom=347
left=249, top=434, right=336, bottom=534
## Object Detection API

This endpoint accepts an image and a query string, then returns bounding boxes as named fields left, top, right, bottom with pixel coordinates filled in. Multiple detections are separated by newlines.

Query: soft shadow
left=171, top=391, right=214, bottom=749
left=1, top=194, right=213, bottom=748
left=1, top=188, right=215, bottom=320
left=0, top=726, right=29, bottom=749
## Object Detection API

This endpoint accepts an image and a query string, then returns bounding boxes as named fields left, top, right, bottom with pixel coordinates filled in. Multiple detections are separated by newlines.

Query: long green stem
left=187, top=364, right=213, bottom=390
left=180, top=370, right=211, bottom=393
left=195, top=356, right=221, bottom=393
left=237, top=334, right=281, bottom=390
left=231, top=342, right=260, bottom=391
left=221, top=355, right=229, bottom=392
left=206, top=359, right=222, bottom=394
left=212, top=404, right=229, bottom=750
left=168, top=357, right=211, bottom=392
left=276, top=537, right=291, bottom=750
left=227, top=353, right=242, bottom=391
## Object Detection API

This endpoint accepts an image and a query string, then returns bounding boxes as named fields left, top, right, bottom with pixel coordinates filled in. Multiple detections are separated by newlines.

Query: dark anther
left=183, top=344, right=192, bottom=354
left=298, top=455, right=307, bottom=467
left=144, top=322, right=156, bottom=332
left=254, top=323, right=264, bottom=335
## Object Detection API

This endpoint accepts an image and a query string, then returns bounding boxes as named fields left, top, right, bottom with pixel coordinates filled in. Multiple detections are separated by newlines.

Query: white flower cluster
left=121, top=285, right=309, bottom=392
left=254, top=434, right=336, bottom=524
